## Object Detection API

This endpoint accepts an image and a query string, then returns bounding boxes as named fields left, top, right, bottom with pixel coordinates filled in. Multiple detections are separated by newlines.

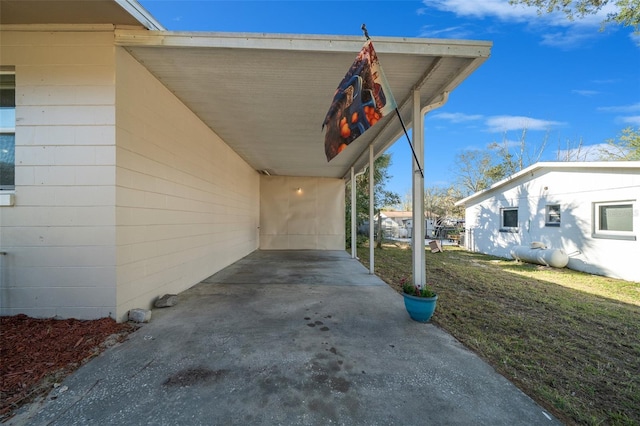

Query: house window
left=0, top=69, right=15, bottom=191
left=545, top=204, right=561, bottom=226
left=593, top=201, right=636, bottom=241
left=500, top=207, right=518, bottom=232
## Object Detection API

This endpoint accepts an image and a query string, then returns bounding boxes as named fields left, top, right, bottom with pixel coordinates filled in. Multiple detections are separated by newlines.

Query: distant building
left=366, top=211, right=443, bottom=239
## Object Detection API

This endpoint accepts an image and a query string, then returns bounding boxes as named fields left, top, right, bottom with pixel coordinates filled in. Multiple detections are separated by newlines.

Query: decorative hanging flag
left=322, top=40, right=397, bottom=161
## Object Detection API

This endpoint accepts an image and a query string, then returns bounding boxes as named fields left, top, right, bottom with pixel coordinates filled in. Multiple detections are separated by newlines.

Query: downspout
left=422, top=91, right=449, bottom=116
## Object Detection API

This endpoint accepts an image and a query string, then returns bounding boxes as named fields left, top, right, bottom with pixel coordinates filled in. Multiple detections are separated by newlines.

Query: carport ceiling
left=116, top=30, right=491, bottom=179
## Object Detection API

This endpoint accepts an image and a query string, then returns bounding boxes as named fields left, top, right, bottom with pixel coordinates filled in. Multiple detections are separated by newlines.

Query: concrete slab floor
left=9, top=250, right=560, bottom=425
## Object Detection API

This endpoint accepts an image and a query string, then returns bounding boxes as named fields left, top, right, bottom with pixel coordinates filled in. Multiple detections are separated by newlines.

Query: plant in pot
left=400, top=278, right=438, bottom=323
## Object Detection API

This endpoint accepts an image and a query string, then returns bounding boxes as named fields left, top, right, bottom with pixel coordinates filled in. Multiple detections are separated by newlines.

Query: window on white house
left=0, top=69, right=15, bottom=191
left=546, top=204, right=561, bottom=226
left=501, top=207, right=518, bottom=231
left=593, top=201, right=636, bottom=241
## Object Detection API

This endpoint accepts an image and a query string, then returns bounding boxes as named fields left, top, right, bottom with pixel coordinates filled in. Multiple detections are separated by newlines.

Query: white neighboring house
left=455, top=161, right=640, bottom=282
left=378, top=211, right=440, bottom=239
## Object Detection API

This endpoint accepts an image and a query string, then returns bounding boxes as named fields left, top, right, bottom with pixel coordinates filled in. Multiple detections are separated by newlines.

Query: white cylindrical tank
left=510, top=245, right=569, bottom=268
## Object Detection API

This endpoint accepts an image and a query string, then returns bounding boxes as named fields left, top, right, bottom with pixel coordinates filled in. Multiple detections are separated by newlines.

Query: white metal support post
left=369, top=144, right=375, bottom=274
left=351, top=166, right=356, bottom=259
left=411, top=90, right=426, bottom=286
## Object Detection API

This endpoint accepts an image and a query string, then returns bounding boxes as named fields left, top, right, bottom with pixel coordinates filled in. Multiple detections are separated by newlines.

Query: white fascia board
left=455, top=161, right=640, bottom=207
left=114, top=0, right=165, bottom=31
left=114, top=30, right=492, bottom=58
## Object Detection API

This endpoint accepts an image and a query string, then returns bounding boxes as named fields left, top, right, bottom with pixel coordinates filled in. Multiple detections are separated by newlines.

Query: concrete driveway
left=12, top=250, right=560, bottom=425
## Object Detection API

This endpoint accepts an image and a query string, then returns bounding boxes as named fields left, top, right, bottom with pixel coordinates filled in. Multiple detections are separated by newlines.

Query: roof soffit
left=116, top=30, right=492, bottom=179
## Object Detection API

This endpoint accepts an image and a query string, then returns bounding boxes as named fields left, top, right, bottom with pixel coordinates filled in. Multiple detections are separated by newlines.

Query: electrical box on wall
left=0, top=193, right=15, bottom=206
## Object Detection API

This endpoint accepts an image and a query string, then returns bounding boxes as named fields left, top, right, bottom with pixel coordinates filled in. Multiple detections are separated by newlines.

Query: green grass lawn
left=357, top=243, right=640, bottom=426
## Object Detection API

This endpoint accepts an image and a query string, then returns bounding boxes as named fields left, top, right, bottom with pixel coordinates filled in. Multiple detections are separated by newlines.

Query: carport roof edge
left=115, top=29, right=492, bottom=180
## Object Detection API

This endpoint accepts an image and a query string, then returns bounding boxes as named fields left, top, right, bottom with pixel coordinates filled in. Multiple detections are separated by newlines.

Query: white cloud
left=571, top=89, right=600, bottom=96
left=598, top=104, right=640, bottom=125
left=489, top=138, right=524, bottom=149
left=432, top=112, right=483, bottom=122
left=422, top=0, right=538, bottom=21
left=621, top=116, right=640, bottom=125
left=423, top=0, right=618, bottom=26
left=591, top=78, right=619, bottom=84
left=539, top=28, right=598, bottom=48
left=598, top=102, right=640, bottom=113
left=421, top=0, right=622, bottom=48
left=419, top=25, right=473, bottom=39
left=556, top=143, right=606, bottom=161
left=485, top=115, right=564, bottom=132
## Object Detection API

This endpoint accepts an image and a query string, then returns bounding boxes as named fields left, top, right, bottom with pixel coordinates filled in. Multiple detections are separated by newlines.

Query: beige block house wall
left=1, top=27, right=348, bottom=320
left=114, top=49, right=259, bottom=320
left=260, top=176, right=345, bottom=250
left=0, top=28, right=261, bottom=320
left=0, top=29, right=118, bottom=318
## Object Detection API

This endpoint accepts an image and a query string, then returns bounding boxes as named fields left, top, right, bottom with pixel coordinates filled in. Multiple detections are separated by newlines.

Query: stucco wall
left=464, top=166, right=640, bottom=282
left=260, top=176, right=345, bottom=250
left=0, top=30, right=117, bottom=318
left=115, top=48, right=259, bottom=320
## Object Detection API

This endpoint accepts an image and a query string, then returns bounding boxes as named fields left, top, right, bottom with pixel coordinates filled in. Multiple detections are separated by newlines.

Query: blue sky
left=138, top=0, right=640, bottom=197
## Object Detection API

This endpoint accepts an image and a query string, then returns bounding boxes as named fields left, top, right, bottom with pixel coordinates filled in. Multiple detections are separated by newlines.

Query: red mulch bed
left=0, top=314, right=134, bottom=421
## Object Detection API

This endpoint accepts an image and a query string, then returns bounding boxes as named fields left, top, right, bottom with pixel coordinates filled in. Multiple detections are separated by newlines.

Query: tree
left=425, top=185, right=465, bottom=219
left=454, top=129, right=550, bottom=197
left=508, top=0, right=640, bottom=31
left=488, top=129, right=548, bottom=179
left=345, top=153, right=401, bottom=248
left=452, top=150, right=495, bottom=196
left=598, top=127, right=640, bottom=160
left=399, top=190, right=413, bottom=212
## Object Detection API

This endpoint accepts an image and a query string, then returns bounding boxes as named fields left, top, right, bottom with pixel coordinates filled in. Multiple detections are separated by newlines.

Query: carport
left=1, top=0, right=491, bottom=319
left=2, top=4, right=561, bottom=424
left=114, top=29, right=492, bottom=286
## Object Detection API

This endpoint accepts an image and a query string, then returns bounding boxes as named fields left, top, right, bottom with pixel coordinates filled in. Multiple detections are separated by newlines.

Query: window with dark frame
left=0, top=69, right=15, bottom=191
left=501, top=207, right=518, bottom=231
left=546, top=204, right=561, bottom=226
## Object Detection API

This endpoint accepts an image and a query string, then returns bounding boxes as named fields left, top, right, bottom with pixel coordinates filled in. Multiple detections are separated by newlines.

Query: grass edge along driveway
left=357, top=244, right=640, bottom=426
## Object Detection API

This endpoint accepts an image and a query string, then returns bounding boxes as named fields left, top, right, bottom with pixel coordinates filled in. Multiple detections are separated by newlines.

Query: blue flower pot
left=402, top=293, right=438, bottom=323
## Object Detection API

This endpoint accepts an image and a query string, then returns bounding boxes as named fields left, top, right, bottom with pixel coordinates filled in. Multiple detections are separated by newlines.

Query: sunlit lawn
left=357, top=243, right=640, bottom=426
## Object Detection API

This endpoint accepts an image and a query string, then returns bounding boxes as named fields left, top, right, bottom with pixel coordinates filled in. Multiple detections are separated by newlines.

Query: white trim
left=114, top=0, right=165, bottom=31
left=115, top=30, right=491, bottom=56
left=0, top=24, right=118, bottom=31
left=456, top=161, right=640, bottom=206
left=592, top=200, right=636, bottom=240
left=500, top=207, right=519, bottom=230
left=545, top=204, right=561, bottom=226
